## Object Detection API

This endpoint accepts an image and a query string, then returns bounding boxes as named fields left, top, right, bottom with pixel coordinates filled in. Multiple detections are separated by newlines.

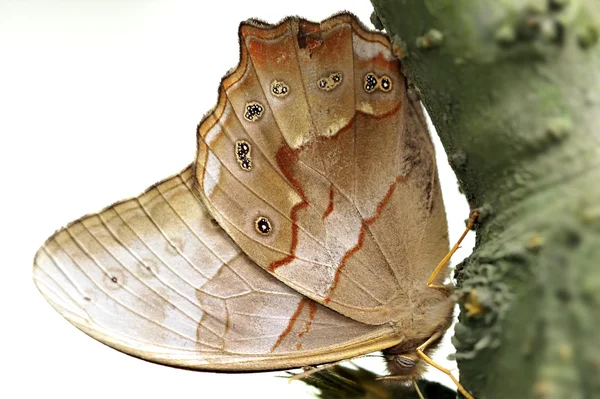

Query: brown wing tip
left=236, top=12, right=390, bottom=44
left=239, top=12, right=357, bottom=36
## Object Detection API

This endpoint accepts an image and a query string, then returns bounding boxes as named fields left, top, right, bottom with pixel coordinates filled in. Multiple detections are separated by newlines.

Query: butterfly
left=33, top=12, right=476, bottom=399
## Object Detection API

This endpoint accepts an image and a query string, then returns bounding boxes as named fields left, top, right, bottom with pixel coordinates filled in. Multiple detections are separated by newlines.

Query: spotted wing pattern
left=196, top=13, right=450, bottom=326
left=33, top=166, right=400, bottom=370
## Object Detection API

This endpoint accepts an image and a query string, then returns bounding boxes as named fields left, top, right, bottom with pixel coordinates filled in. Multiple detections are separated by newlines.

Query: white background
left=0, top=1, right=473, bottom=398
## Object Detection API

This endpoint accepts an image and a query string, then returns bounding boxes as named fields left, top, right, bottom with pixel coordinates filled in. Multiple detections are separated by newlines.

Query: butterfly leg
left=412, top=379, right=425, bottom=399
left=288, top=360, right=345, bottom=382
left=416, top=331, right=475, bottom=399
left=427, top=211, right=479, bottom=290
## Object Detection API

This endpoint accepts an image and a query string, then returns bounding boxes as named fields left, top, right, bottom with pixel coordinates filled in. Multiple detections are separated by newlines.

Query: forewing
left=33, top=166, right=399, bottom=370
left=195, top=14, right=450, bottom=325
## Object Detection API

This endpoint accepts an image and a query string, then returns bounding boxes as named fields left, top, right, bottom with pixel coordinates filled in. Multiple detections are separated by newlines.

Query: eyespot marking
left=255, top=216, right=272, bottom=235
left=363, top=72, right=393, bottom=93
left=236, top=140, right=250, bottom=160
left=240, top=158, right=252, bottom=171
left=364, top=73, right=378, bottom=93
left=317, top=72, right=343, bottom=91
left=380, top=75, right=393, bottom=92
left=244, top=101, right=264, bottom=122
left=235, top=140, right=253, bottom=171
left=104, top=269, right=126, bottom=291
left=270, top=80, right=289, bottom=97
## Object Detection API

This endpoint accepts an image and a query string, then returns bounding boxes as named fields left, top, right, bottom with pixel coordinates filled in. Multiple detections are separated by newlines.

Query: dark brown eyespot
left=364, top=72, right=377, bottom=93
left=235, top=140, right=253, bottom=171
left=240, top=158, right=252, bottom=171
left=270, top=80, right=290, bottom=97
left=330, top=72, right=342, bottom=83
left=244, top=101, right=264, bottom=122
left=380, top=75, right=393, bottom=92
left=317, top=72, right=343, bottom=91
left=254, top=216, right=272, bottom=235
left=236, top=141, right=250, bottom=160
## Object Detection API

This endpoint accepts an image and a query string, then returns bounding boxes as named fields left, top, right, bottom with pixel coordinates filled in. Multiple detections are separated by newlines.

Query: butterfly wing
left=33, top=166, right=400, bottom=370
left=196, top=14, right=450, bottom=326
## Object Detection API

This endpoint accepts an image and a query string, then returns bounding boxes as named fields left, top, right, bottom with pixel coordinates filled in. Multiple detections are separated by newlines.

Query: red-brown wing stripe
left=322, top=184, right=335, bottom=220
left=269, top=146, right=309, bottom=272
left=324, top=176, right=405, bottom=304
left=267, top=106, right=402, bottom=273
left=298, top=301, right=317, bottom=339
left=270, top=298, right=307, bottom=352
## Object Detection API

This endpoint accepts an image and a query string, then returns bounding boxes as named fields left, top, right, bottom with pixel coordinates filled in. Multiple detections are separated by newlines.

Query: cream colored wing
left=33, top=166, right=400, bottom=370
left=195, top=13, right=450, bottom=326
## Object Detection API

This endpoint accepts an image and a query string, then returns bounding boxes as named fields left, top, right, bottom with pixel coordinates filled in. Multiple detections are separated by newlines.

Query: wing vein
left=52, top=232, right=202, bottom=345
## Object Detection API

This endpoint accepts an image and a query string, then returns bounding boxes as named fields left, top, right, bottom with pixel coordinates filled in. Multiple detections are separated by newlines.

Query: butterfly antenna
left=427, top=211, right=479, bottom=290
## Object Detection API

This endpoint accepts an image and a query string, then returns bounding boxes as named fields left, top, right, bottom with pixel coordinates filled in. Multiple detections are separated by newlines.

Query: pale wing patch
left=204, top=151, right=221, bottom=196
left=33, top=166, right=398, bottom=370
left=351, top=32, right=395, bottom=62
left=205, top=105, right=229, bottom=144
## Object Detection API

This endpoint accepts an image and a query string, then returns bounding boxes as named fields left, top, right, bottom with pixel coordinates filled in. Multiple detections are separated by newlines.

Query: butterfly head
left=383, top=350, right=427, bottom=382
left=382, top=330, right=445, bottom=383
